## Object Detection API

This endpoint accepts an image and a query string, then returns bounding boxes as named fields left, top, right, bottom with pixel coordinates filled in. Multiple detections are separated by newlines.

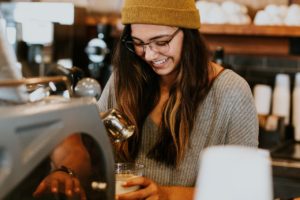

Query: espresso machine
left=0, top=13, right=115, bottom=199
left=0, top=96, right=115, bottom=200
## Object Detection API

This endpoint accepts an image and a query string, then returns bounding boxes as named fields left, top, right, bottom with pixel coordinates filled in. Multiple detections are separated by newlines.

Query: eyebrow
left=131, top=34, right=173, bottom=43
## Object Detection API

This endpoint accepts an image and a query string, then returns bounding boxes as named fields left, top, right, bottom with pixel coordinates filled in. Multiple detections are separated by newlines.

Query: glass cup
left=115, top=163, right=144, bottom=195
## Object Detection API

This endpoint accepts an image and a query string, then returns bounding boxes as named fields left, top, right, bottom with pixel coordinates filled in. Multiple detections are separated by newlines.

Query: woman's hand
left=33, top=171, right=87, bottom=200
left=116, top=176, right=167, bottom=200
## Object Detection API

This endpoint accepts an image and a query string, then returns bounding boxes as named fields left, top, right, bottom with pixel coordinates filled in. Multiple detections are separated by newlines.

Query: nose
left=144, top=44, right=158, bottom=61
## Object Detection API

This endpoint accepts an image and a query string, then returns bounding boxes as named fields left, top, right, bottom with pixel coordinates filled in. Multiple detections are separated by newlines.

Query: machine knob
left=91, top=181, right=107, bottom=191
left=74, top=78, right=102, bottom=100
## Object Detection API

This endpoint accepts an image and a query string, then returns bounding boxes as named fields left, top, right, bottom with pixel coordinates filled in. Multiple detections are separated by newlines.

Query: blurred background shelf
left=84, top=13, right=120, bottom=26
left=200, top=24, right=300, bottom=56
left=200, top=24, right=300, bottom=37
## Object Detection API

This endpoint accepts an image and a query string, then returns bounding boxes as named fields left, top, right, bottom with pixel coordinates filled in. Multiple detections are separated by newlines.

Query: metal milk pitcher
left=101, top=108, right=135, bottom=142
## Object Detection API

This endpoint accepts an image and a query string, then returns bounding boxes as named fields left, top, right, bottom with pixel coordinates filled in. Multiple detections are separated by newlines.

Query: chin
left=156, top=70, right=175, bottom=78
left=152, top=68, right=168, bottom=74
left=152, top=65, right=174, bottom=75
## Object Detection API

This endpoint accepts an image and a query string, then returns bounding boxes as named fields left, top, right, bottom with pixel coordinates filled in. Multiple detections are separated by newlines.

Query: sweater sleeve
left=225, top=76, right=259, bottom=147
left=96, top=74, right=116, bottom=112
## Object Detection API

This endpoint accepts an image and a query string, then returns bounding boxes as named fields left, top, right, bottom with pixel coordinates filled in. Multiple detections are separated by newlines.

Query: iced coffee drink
left=115, top=163, right=144, bottom=195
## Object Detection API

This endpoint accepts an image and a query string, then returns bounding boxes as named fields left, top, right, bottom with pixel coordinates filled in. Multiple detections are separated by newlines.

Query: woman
left=34, top=0, right=258, bottom=199
left=97, top=0, right=258, bottom=199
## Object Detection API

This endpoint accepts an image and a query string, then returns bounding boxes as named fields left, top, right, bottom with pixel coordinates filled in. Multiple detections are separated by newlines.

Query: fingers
left=50, top=179, right=59, bottom=193
left=73, top=178, right=82, bottom=194
left=72, top=180, right=87, bottom=200
left=33, top=173, right=85, bottom=199
left=64, top=177, right=74, bottom=196
left=125, top=176, right=152, bottom=187
left=32, top=178, right=59, bottom=197
left=117, top=188, right=147, bottom=200
left=33, top=181, right=47, bottom=197
left=117, top=177, right=158, bottom=200
left=65, top=177, right=86, bottom=199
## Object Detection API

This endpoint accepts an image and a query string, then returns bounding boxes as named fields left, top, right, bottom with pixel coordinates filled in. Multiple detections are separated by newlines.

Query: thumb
left=33, top=181, right=47, bottom=197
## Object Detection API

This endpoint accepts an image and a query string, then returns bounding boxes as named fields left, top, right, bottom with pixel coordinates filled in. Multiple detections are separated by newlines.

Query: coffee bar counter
left=271, top=142, right=300, bottom=199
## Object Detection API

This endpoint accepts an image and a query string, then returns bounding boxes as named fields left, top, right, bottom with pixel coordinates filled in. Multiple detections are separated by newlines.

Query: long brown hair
left=113, top=25, right=210, bottom=166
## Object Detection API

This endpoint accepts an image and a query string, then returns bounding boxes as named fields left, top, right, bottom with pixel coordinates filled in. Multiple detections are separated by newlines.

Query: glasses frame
left=122, top=28, right=181, bottom=55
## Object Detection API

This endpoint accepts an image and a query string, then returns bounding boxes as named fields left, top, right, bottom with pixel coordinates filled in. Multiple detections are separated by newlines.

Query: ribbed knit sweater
left=97, top=69, right=258, bottom=187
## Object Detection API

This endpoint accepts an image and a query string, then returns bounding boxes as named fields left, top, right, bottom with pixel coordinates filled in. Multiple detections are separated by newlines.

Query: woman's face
left=130, top=24, right=184, bottom=79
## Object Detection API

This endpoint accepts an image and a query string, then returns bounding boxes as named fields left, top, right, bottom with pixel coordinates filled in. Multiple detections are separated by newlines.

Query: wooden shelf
left=85, top=13, right=120, bottom=26
left=200, top=24, right=300, bottom=56
left=83, top=15, right=300, bottom=37
left=200, top=24, right=300, bottom=38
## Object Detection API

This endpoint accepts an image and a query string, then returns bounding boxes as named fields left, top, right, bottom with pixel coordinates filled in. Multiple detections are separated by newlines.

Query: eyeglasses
left=122, top=28, right=181, bottom=56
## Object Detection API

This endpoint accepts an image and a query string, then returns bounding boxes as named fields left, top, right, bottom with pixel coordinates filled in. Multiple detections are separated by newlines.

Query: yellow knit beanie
left=121, top=0, right=201, bottom=29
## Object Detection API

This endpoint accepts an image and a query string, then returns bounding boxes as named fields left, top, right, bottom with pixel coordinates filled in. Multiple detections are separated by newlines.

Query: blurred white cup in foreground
left=195, top=145, right=273, bottom=200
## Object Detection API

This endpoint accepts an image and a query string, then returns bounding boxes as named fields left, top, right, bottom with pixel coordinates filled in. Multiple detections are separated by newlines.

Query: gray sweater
left=97, top=69, right=259, bottom=187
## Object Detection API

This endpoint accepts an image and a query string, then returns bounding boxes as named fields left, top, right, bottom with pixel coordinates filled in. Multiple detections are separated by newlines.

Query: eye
left=155, top=41, right=169, bottom=46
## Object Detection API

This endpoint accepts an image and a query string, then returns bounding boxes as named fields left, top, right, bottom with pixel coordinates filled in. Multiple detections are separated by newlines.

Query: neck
left=160, top=73, right=177, bottom=92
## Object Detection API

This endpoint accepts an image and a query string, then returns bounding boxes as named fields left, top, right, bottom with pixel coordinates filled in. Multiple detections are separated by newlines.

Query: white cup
left=294, top=73, right=300, bottom=88
left=115, top=163, right=144, bottom=195
left=275, top=73, right=290, bottom=88
left=253, top=84, right=272, bottom=115
left=195, top=146, right=273, bottom=200
left=272, top=74, right=291, bottom=125
left=293, top=73, right=300, bottom=140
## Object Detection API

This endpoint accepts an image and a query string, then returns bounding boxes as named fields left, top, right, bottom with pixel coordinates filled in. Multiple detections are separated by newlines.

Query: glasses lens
left=123, top=28, right=179, bottom=55
left=152, top=41, right=170, bottom=54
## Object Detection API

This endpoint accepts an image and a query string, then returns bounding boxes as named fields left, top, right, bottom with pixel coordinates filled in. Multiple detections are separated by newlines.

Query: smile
left=152, top=58, right=168, bottom=65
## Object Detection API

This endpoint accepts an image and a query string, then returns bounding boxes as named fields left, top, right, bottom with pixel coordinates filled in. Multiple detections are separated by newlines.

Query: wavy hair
left=112, top=25, right=211, bottom=166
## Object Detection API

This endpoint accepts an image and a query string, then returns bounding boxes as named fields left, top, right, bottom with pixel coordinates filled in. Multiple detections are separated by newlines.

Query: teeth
left=153, top=58, right=167, bottom=65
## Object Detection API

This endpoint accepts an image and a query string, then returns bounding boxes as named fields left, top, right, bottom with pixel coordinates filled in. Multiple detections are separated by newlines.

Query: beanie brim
left=122, top=6, right=201, bottom=29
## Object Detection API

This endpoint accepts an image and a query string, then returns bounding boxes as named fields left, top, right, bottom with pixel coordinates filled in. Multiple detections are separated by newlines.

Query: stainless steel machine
left=0, top=11, right=115, bottom=198
left=0, top=95, right=115, bottom=200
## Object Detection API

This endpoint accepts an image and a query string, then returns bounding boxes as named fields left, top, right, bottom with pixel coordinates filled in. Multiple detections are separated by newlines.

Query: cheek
left=171, top=39, right=183, bottom=61
left=171, top=45, right=183, bottom=64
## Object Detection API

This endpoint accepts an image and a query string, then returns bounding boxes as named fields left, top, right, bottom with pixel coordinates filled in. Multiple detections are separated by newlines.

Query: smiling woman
left=96, top=0, right=258, bottom=199
left=34, top=0, right=259, bottom=200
